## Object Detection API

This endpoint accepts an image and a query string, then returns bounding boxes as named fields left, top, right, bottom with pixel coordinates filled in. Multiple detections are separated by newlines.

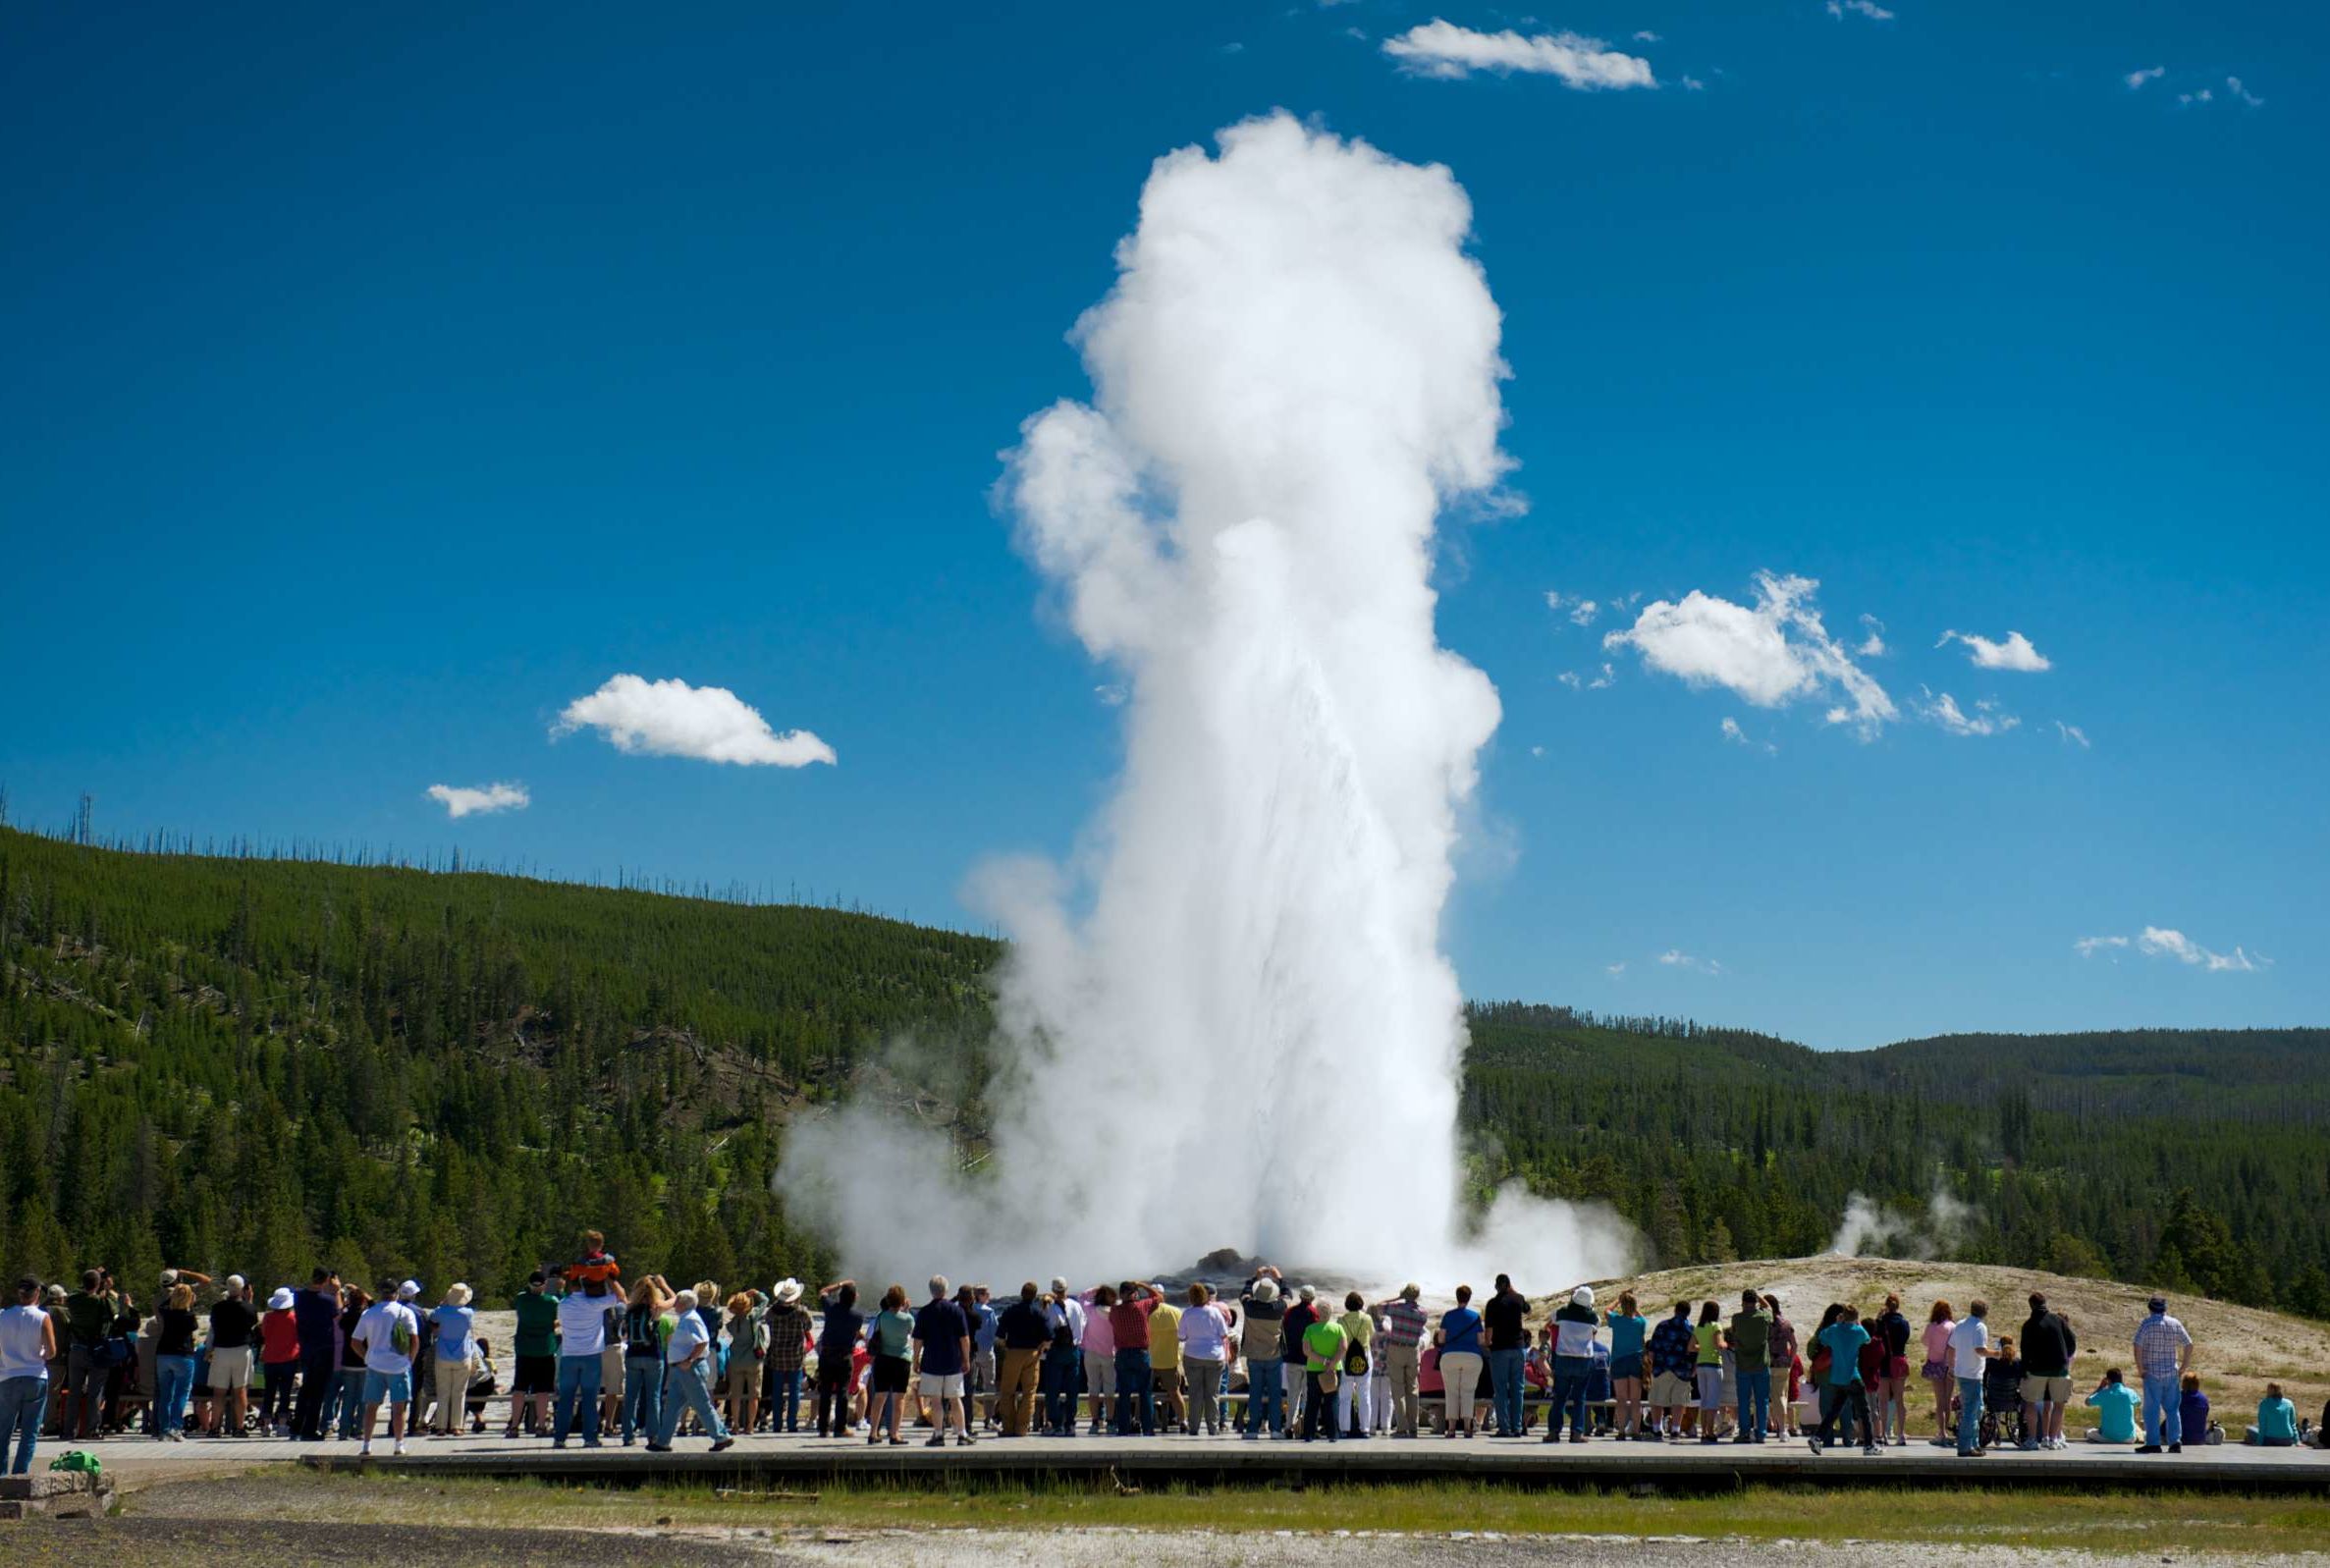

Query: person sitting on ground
left=2180, top=1373, right=2213, bottom=1447
left=2085, top=1367, right=2140, bottom=1443
left=2247, top=1382, right=2297, bottom=1447
left=465, top=1336, right=499, bottom=1431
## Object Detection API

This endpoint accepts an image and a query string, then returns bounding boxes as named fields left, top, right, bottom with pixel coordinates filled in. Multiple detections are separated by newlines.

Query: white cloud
left=1936, top=627, right=2051, bottom=671
left=1604, top=961, right=1627, bottom=977
left=2125, top=66, right=2165, bottom=89
left=1720, top=717, right=1748, bottom=745
left=1923, top=690, right=2020, bottom=737
left=1568, top=598, right=1600, bottom=626
left=1556, top=670, right=1583, bottom=689
left=2078, top=926, right=2263, bottom=972
left=1681, top=74, right=1706, bottom=90
left=554, top=674, right=836, bottom=768
left=1658, top=948, right=1723, bottom=975
left=2053, top=720, right=2090, bottom=748
left=1825, top=0, right=1894, bottom=19
left=1632, top=29, right=1661, bottom=42
left=425, top=781, right=529, bottom=819
left=1602, top=569, right=1896, bottom=737
left=2178, top=87, right=2213, bottom=106
left=1382, top=20, right=1657, bottom=88
left=1588, top=662, right=1615, bottom=689
left=2228, top=76, right=2264, bottom=107
left=1530, top=744, right=1546, bottom=758
left=1857, top=613, right=1888, bottom=658
left=1096, top=683, right=1128, bottom=706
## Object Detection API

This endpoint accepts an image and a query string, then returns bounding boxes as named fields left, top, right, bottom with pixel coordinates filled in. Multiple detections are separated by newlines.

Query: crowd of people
left=3, top=1240, right=2323, bottom=1475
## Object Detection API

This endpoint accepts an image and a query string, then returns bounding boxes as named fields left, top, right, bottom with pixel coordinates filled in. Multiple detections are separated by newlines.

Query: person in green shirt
left=1727, top=1290, right=1773, bottom=1445
left=2085, top=1367, right=2140, bottom=1443
left=1300, top=1312, right=1348, bottom=1443
left=502, top=1271, right=563, bottom=1437
left=1691, top=1301, right=1726, bottom=1443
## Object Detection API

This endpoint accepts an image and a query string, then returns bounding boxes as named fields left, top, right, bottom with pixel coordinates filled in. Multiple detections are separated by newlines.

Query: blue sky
left=4, top=0, right=2322, bottom=1049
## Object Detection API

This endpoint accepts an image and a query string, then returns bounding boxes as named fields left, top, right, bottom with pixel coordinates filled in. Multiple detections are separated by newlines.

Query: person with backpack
left=351, top=1275, right=420, bottom=1458
left=0, top=1278, right=57, bottom=1474
left=1806, top=1304, right=1882, bottom=1456
left=616, top=1275, right=674, bottom=1446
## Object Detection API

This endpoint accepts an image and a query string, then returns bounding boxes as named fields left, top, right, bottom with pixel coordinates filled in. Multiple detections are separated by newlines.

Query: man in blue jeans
left=292, top=1268, right=341, bottom=1440
left=1483, top=1273, right=1530, bottom=1437
left=1239, top=1275, right=1287, bottom=1437
left=1946, top=1299, right=1997, bottom=1456
left=1727, top=1290, right=1773, bottom=1444
left=1544, top=1285, right=1599, bottom=1443
left=2133, top=1296, right=2195, bottom=1454
left=649, top=1288, right=735, bottom=1453
left=551, top=1275, right=623, bottom=1447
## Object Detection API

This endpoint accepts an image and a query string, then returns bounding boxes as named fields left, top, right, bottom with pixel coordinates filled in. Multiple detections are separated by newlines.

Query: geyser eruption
left=783, top=113, right=1635, bottom=1289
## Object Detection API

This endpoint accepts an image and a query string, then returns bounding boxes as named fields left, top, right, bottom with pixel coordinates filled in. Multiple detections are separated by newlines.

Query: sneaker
left=2137, top=1444, right=2163, bottom=1454
left=2018, top=1438, right=2040, bottom=1451
left=359, top=1441, right=373, bottom=1457
left=1806, top=1436, right=1824, bottom=1455
left=645, top=1442, right=674, bottom=1453
left=1863, top=1444, right=1882, bottom=1456
left=710, top=1436, right=735, bottom=1452
left=393, top=1440, right=406, bottom=1456
left=955, top=1433, right=976, bottom=1447
left=2169, top=1442, right=2183, bottom=1454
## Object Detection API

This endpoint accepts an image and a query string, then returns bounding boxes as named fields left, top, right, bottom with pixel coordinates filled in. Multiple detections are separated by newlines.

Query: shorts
left=1153, top=1368, right=1184, bottom=1397
left=210, top=1346, right=253, bottom=1389
left=1920, top=1359, right=1950, bottom=1383
left=1610, top=1354, right=1645, bottom=1382
left=1885, top=1356, right=1910, bottom=1379
left=871, top=1355, right=911, bottom=1394
left=918, top=1372, right=965, bottom=1398
left=362, top=1370, right=412, bottom=1406
left=1651, top=1372, right=1694, bottom=1407
left=2022, top=1374, right=2072, bottom=1405
left=1696, top=1367, right=1723, bottom=1408
left=600, top=1342, right=623, bottom=1388
left=515, top=1354, right=557, bottom=1394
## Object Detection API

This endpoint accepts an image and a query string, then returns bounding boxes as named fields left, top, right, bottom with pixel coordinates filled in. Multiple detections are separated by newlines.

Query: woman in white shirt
left=1, top=1277, right=59, bottom=1475
left=1177, top=1284, right=1232, bottom=1435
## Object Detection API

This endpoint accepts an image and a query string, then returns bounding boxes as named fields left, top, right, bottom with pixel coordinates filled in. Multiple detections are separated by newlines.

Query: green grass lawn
left=129, top=1470, right=2330, bottom=1555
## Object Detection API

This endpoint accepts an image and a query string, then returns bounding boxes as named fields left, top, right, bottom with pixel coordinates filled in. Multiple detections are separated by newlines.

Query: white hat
left=397, top=1279, right=420, bottom=1300
left=267, top=1287, right=294, bottom=1311
left=1571, top=1285, right=1596, bottom=1310
left=446, top=1282, right=471, bottom=1306
left=776, top=1278, right=803, bottom=1304
left=1253, top=1278, right=1278, bottom=1302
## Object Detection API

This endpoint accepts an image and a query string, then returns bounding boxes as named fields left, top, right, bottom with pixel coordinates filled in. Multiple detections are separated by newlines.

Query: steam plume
left=782, top=114, right=1635, bottom=1290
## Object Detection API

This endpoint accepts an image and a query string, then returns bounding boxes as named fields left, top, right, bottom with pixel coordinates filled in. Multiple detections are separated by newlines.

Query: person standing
left=1807, top=1304, right=1880, bottom=1456
left=259, top=1288, right=302, bottom=1434
left=619, top=1274, right=675, bottom=1446
left=763, top=1279, right=813, bottom=1435
left=1298, top=1306, right=1348, bottom=1442
left=2133, top=1295, right=2195, bottom=1454
left=1764, top=1296, right=1799, bottom=1438
left=723, top=1292, right=766, bottom=1436
left=1920, top=1301, right=1956, bottom=1442
left=1692, top=1301, right=1726, bottom=1443
left=1147, top=1286, right=1184, bottom=1434
left=1484, top=1273, right=1530, bottom=1439
left=865, top=1284, right=915, bottom=1446
left=1108, top=1280, right=1165, bottom=1435
left=1648, top=1300, right=1696, bottom=1439
left=1279, top=1285, right=1319, bottom=1438
left=1237, top=1276, right=1286, bottom=1439
left=1435, top=1284, right=1486, bottom=1438
left=1544, top=1285, right=1598, bottom=1444
left=1177, top=1283, right=1231, bottom=1436
left=206, top=1274, right=258, bottom=1439
left=1873, top=1294, right=1912, bottom=1445
left=993, top=1282, right=1049, bottom=1437
left=1334, top=1292, right=1375, bottom=1438
left=1945, top=1299, right=1997, bottom=1457
left=61, top=1269, right=119, bottom=1440
left=1377, top=1284, right=1428, bottom=1438
left=963, top=1285, right=1000, bottom=1432
left=150, top=1283, right=199, bottom=1440
left=331, top=1284, right=370, bottom=1440
left=648, top=1288, right=736, bottom=1453
left=503, top=1271, right=561, bottom=1438
left=1039, top=1276, right=1085, bottom=1437
left=0, top=1278, right=56, bottom=1474
left=422, top=1284, right=475, bottom=1437
left=550, top=1275, right=623, bottom=1448
left=911, top=1274, right=974, bottom=1448
left=1079, top=1285, right=1119, bottom=1435
left=292, top=1269, right=341, bottom=1440
left=814, top=1280, right=865, bottom=1437
left=1600, top=1291, right=1649, bottom=1439
left=1728, top=1290, right=1772, bottom=1445
left=351, top=1276, right=419, bottom=1458
left=2018, top=1291, right=2079, bottom=1451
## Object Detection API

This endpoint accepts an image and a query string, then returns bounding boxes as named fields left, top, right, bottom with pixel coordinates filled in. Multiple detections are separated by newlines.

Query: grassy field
left=113, top=1470, right=2330, bottom=1555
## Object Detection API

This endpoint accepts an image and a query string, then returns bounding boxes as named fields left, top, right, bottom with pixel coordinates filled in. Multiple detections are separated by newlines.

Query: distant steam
left=782, top=114, right=1636, bottom=1290
left=1826, top=1188, right=1977, bottom=1260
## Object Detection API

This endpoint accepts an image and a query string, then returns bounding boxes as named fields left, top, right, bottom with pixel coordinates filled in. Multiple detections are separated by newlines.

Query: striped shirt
left=1380, top=1300, right=1428, bottom=1348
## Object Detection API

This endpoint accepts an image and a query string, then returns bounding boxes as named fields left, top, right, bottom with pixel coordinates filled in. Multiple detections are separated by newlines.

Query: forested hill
left=1463, top=1003, right=2330, bottom=1318
left=3, top=826, right=2324, bottom=1322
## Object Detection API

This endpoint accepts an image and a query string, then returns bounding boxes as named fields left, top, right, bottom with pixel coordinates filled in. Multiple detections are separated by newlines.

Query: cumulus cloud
left=425, top=782, right=529, bottom=819
left=1826, top=0, right=1894, bottom=19
left=1937, top=628, right=2050, bottom=671
left=1922, top=690, right=2019, bottom=737
left=2078, top=926, right=2263, bottom=972
left=1382, top=20, right=1657, bottom=88
left=1857, top=614, right=1888, bottom=657
left=2054, top=720, right=2090, bottom=748
left=1659, top=948, right=1723, bottom=975
left=2125, top=66, right=2165, bottom=89
left=1602, top=570, right=1896, bottom=737
left=1569, top=598, right=1600, bottom=626
left=1633, top=29, right=1661, bottom=42
left=554, top=674, right=836, bottom=768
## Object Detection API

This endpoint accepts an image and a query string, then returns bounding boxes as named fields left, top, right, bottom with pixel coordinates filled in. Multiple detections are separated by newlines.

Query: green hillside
left=3, top=826, right=2325, bottom=1321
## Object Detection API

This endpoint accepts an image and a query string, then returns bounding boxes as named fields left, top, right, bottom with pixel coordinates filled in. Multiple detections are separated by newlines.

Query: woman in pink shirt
left=1078, top=1287, right=1117, bottom=1435
left=1922, top=1301, right=1956, bottom=1441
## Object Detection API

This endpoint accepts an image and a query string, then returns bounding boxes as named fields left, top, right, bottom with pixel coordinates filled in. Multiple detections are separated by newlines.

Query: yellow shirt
left=1149, top=1302, right=1183, bottom=1371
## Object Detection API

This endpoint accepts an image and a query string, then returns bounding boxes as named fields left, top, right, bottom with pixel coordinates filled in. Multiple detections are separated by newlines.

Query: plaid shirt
left=1380, top=1300, right=1428, bottom=1348
left=1648, top=1314, right=1698, bottom=1379
left=2133, top=1313, right=2192, bottom=1380
left=763, top=1302, right=813, bottom=1374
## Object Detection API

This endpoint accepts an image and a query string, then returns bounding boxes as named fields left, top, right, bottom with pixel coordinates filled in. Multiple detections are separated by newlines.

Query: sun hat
left=267, top=1287, right=295, bottom=1311
left=776, top=1278, right=803, bottom=1304
left=1253, top=1278, right=1278, bottom=1302
left=1571, top=1285, right=1596, bottom=1309
left=447, top=1282, right=471, bottom=1306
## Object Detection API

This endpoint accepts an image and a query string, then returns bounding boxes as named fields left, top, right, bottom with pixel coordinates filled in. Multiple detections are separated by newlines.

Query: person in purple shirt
left=291, top=1267, right=342, bottom=1440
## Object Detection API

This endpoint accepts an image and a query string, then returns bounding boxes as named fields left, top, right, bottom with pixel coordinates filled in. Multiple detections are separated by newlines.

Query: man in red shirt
left=1108, top=1281, right=1167, bottom=1435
